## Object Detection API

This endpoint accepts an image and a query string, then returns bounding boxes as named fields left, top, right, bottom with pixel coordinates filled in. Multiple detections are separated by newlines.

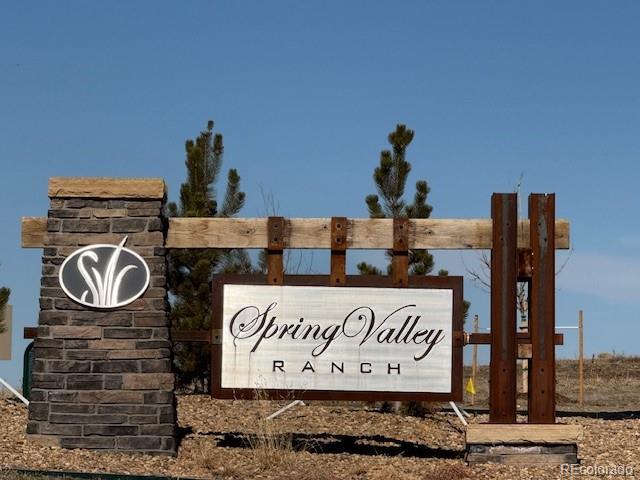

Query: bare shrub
left=245, top=389, right=296, bottom=471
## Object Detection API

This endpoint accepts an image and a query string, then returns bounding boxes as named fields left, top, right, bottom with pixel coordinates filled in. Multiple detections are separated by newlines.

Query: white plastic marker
left=0, top=377, right=29, bottom=406
left=267, top=400, right=305, bottom=420
left=449, top=401, right=468, bottom=426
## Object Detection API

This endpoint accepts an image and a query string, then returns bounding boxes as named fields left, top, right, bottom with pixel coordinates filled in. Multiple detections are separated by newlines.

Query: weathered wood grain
left=21, top=217, right=47, bottom=248
left=466, top=424, right=583, bottom=444
left=166, top=218, right=571, bottom=249
left=48, top=177, right=166, bottom=199
left=22, top=217, right=571, bottom=249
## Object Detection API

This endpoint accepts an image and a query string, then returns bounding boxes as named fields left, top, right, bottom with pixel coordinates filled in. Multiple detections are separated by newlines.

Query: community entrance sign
left=21, top=177, right=579, bottom=463
left=213, top=275, right=463, bottom=400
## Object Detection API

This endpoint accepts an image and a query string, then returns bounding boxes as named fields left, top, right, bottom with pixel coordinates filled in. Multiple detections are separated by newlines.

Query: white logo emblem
left=59, top=237, right=150, bottom=309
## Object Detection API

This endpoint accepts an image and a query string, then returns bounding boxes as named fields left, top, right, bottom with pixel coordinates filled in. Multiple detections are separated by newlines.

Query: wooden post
left=578, top=310, right=584, bottom=408
left=489, top=193, right=518, bottom=424
left=528, top=194, right=556, bottom=423
left=472, top=314, right=479, bottom=406
left=392, top=218, right=409, bottom=287
left=267, top=217, right=285, bottom=285
left=330, top=217, right=347, bottom=286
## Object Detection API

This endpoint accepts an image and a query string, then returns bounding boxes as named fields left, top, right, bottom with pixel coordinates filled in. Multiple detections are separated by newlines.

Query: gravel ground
left=0, top=396, right=638, bottom=480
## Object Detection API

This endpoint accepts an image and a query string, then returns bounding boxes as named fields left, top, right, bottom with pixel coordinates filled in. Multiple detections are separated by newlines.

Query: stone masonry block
left=50, top=326, right=102, bottom=339
left=129, top=415, right=158, bottom=425
left=66, top=375, right=104, bottom=390
left=48, top=391, right=144, bottom=404
left=140, top=359, right=172, bottom=373
left=50, top=404, right=96, bottom=414
left=60, top=437, right=117, bottom=449
left=103, top=328, right=152, bottom=339
left=62, top=219, right=111, bottom=233
left=104, top=375, right=124, bottom=390
left=111, top=218, right=148, bottom=233
left=28, top=402, right=49, bottom=421
left=84, top=425, right=138, bottom=436
left=49, top=414, right=127, bottom=425
left=46, top=360, right=91, bottom=373
left=64, top=350, right=109, bottom=360
left=92, top=360, right=139, bottom=374
left=38, top=311, right=69, bottom=326
left=107, top=349, right=170, bottom=360
left=122, top=373, right=174, bottom=390
left=133, top=313, right=168, bottom=327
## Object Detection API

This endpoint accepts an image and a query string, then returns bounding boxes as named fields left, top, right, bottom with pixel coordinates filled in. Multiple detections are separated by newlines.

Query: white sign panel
left=220, top=284, right=454, bottom=393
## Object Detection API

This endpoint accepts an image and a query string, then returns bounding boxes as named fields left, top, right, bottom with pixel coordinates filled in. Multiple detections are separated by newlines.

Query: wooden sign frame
left=211, top=274, right=464, bottom=402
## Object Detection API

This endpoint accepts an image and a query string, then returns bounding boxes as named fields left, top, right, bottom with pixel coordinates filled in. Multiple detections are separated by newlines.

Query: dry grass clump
left=245, top=389, right=297, bottom=471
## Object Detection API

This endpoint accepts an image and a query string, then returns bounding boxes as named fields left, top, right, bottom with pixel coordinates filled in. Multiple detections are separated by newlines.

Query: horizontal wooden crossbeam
left=468, top=332, right=564, bottom=346
left=166, top=218, right=570, bottom=249
left=21, top=217, right=570, bottom=249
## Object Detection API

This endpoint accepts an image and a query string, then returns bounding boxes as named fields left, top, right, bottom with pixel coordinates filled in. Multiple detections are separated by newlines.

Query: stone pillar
left=27, top=177, right=176, bottom=455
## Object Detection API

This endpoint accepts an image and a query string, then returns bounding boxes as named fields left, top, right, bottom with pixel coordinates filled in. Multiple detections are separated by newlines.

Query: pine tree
left=167, top=120, right=252, bottom=393
left=0, top=286, right=9, bottom=335
left=358, top=124, right=470, bottom=320
left=358, top=124, right=434, bottom=276
left=359, top=125, right=469, bottom=416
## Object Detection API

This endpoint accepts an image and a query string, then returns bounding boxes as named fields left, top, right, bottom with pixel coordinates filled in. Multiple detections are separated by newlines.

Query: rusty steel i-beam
left=489, top=193, right=518, bottom=424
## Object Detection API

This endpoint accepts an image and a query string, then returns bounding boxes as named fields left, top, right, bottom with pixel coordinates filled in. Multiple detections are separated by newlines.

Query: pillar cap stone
left=48, top=177, right=166, bottom=200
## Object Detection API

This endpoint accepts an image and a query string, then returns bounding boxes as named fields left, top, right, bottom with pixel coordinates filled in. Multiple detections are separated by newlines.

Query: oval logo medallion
left=59, top=237, right=150, bottom=309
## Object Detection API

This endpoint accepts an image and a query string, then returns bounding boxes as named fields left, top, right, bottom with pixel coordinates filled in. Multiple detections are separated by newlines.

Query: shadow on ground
left=191, top=430, right=464, bottom=459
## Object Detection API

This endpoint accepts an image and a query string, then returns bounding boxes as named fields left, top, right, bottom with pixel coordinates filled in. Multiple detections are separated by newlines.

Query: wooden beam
left=48, top=177, right=166, bottom=199
left=165, top=218, right=570, bottom=250
left=466, top=424, right=583, bottom=444
left=22, top=217, right=571, bottom=250
left=21, top=217, right=47, bottom=248
left=24, top=327, right=38, bottom=339
left=267, top=217, right=284, bottom=285
left=330, top=217, right=347, bottom=286
left=467, top=332, right=563, bottom=345
left=392, top=218, right=409, bottom=287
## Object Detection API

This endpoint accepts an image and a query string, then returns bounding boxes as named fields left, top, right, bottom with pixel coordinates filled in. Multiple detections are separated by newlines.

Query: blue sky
left=1, top=1, right=639, bottom=387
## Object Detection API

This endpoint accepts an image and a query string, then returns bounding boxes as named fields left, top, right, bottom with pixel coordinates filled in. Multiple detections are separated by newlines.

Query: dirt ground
left=0, top=356, right=638, bottom=480
left=465, top=355, right=640, bottom=411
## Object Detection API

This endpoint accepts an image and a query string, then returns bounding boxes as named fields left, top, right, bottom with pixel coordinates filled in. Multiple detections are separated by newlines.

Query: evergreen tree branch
left=220, top=169, right=246, bottom=217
